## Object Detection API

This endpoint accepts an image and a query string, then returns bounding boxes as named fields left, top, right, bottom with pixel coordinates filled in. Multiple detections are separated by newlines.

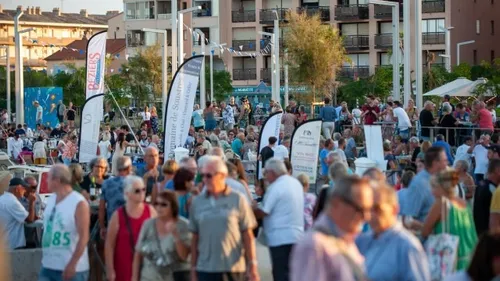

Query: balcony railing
left=260, top=38, right=284, bottom=54
left=296, top=6, right=330, bottom=21
left=232, top=10, right=256, bottom=23
left=260, top=68, right=285, bottom=83
left=422, top=0, right=445, bottom=13
left=339, top=66, right=370, bottom=79
left=374, top=33, right=393, bottom=49
left=374, top=3, right=403, bottom=19
left=343, top=35, right=369, bottom=50
left=232, top=40, right=256, bottom=51
left=233, top=68, right=257, bottom=80
left=260, top=8, right=289, bottom=24
left=194, top=9, right=212, bottom=17
left=422, top=32, right=445, bottom=44
left=334, top=4, right=369, bottom=20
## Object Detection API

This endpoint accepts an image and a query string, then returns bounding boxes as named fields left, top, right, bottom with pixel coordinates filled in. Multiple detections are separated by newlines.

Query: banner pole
left=105, top=84, right=145, bottom=154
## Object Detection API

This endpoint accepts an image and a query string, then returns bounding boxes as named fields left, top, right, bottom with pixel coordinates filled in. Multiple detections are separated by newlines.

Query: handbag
left=424, top=197, right=459, bottom=281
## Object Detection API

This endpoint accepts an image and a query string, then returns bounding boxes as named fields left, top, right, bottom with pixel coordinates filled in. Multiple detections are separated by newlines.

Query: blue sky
left=4, top=0, right=123, bottom=14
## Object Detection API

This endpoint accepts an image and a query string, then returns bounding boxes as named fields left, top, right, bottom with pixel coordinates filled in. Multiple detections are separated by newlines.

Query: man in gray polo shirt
left=189, top=156, right=259, bottom=281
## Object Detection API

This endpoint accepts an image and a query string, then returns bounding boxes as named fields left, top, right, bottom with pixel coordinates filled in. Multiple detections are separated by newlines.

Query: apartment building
left=0, top=5, right=116, bottom=69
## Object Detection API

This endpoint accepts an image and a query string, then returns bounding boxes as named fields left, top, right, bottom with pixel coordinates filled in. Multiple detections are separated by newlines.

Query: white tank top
left=41, top=191, right=89, bottom=272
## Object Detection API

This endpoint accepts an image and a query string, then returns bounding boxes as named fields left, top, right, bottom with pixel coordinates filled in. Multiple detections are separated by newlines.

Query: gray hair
left=329, top=162, right=348, bottom=180
left=219, top=132, right=228, bottom=141
left=202, top=155, right=228, bottom=175
left=264, top=158, right=287, bottom=177
left=328, top=175, right=366, bottom=205
left=179, top=157, right=197, bottom=168
left=409, top=136, right=419, bottom=144
left=123, top=175, right=144, bottom=200
left=116, top=156, right=132, bottom=171
left=327, top=151, right=341, bottom=163
left=333, top=133, right=342, bottom=141
left=442, top=103, right=452, bottom=113
left=49, top=164, right=72, bottom=185
left=454, top=159, right=469, bottom=172
left=209, top=147, right=226, bottom=160
left=90, top=157, right=107, bottom=170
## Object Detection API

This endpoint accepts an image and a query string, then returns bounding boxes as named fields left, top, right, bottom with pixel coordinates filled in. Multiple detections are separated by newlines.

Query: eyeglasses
left=339, top=196, right=370, bottom=218
left=133, top=188, right=146, bottom=194
left=200, top=172, right=218, bottom=179
left=94, top=165, right=106, bottom=169
left=153, top=202, right=169, bottom=208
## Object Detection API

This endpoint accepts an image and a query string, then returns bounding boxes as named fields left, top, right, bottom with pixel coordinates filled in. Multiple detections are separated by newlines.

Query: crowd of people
left=0, top=92, right=499, bottom=281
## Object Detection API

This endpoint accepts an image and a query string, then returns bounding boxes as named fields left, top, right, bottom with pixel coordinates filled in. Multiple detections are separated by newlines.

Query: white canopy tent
left=451, top=78, right=491, bottom=97
left=423, top=77, right=473, bottom=97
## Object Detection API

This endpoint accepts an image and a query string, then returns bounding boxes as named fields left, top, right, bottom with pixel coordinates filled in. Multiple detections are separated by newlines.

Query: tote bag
left=424, top=198, right=459, bottom=281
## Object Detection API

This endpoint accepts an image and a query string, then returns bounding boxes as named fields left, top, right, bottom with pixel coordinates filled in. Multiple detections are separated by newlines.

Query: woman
left=417, top=140, right=432, bottom=160
left=281, top=107, right=297, bottom=138
left=141, top=106, right=152, bottom=130
left=239, top=98, right=251, bottom=128
left=443, top=232, right=500, bottom=281
left=150, top=106, right=159, bottom=134
left=112, top=132, right=138, bottom=175
left=338, top=102, right=352, bottom=131
left=219, top=132, right=232, bottom=152
left=66, top=102, right=76, bottom=129
left=81, top=157, right=109, bottom=202
left=173, top=168, right=195, bottom=219
left=105, top=176, right=156, bottom=281
left=392, top=135, right=407, bottom=156
left=62, top=135, right=77, bottom=166
left=32, top=136, right=47, bottom=164
left=421, top=169, right=478, bottom=270
left=242, top=135, right=257, bottom=160
left=133, top=191, right=191, bottom=281
left=297, top=173, right=316, bottom=231
left=438, top=103, right=457, bottom=147
left=405, top=99, right=419, bottom=123
left=98, top=132, right=112, bottom=164
left=203, top=101, right=217, bottom=133
left=151, top=160, right=179, bottom=204
left=227, top=159, right=253, bottom=199
left=297, top=105, right=308, bottom=124
left=381, top=102, right=395, bottom=141
left=57, top=134, right=68, bottom=163
left=384, top=142, right=398, bottom=185
left=69, top=163, right=88, bottom=200
left=455, top=160, right=475, bottom=202
left=192, top=104, right=205, bottom=132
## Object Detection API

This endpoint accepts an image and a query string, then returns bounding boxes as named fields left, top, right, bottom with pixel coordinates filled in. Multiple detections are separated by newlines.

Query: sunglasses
left=153, top=202, right=169, bottom=208
left=340, top=196, right=370, bottom=218
left=133, top=188, right=146, bottom=194
left=200, top=172, right=218, bottom=179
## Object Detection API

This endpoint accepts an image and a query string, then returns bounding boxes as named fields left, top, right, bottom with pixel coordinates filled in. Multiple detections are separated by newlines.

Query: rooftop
left=45, top=39, right=126, bottom=61
left=0, top=5, right=118, bottom=26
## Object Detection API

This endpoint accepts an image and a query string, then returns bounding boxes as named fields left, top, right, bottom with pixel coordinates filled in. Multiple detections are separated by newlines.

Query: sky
left=4, top=0, right=123, bottom=14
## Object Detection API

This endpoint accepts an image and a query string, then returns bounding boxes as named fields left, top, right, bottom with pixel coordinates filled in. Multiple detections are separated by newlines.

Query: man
left=221, top=101, right=235, bottom=131
left=34, top=101, right=43, bottom=125
left=165, top=157, right=198, bottom=190
left=454, top=136, right=473, bottom=169
left=273, top=135, right=290, bottom=161
left=319, top=97, right=337, bottom=139
left=232, top=133, right=245, bottom=159
left=120, top=125, right=135, bottom=142
left=440, top=94, right=455, bottom=116
left=269, top=99, right=275, bottom=114
left=474, top=158, right=500, bottom=235
left=392, top=101, right=412, bottom=141
left=20, top=176, right=43, bottom=219
left=189, top=156, right=259, bottom=281
left=148, top=134, right=160, bottom=149
left=356, top=185, right=430, bottom=281
left=399, top=147, right=448, bottom=222
left=15, top=124, right=26, bottom=136
left=488, top=144, right=500, bottom=159
left=23, top=124, right=33, bottom=138
left=419, top=101, right=436, bottom=141
left=99, top=156, right=132, bottom=239
left=468, top=134, right=490, bottom=184
left=343, top=129, right=357, bottom=159
left=432, top=134, right=454, bottom=165
left=0, top=173, right=36, bottom=249
left=39, top=165, right=90, bottom=281
left=135, top=122, right=148, bottom=138
left=7, top=133, right=23, bottom=160
left=57, top=100, right=66, bottom=124
left=290, top=176, right=373, bottom=281
left=361, top=95, right=380, bottom=126
left=320, top=139, right=335, bottom=179
left=472, top=100, right=494, bottom=138
left=229, top=96, right=240, bottom=123
left=335, top=138, right=348, bottom=166
left=409, top=137, right=421, bottom=163
left=254, top=158, right=303, bottom=281
left=139, top=131, right=149, bottom=148
left=136, top=147, right=163, bottom=196
left=185, top=126, right=196, bottom=147
left=489, top=160, right=500, bottom=231
left=260, top=136, right=277, bottom=168
left=50, top=124, right=64, bottom=138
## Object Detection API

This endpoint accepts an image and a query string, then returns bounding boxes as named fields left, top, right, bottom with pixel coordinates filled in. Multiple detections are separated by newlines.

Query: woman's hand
left=106, top=267, right=115, bottom=281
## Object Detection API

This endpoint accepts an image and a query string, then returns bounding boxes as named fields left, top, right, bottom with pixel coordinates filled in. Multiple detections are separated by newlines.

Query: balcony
left=422, top=32, right=445, bottom=44
left=232, top=40, right=256, bottom=51
left=374, top=33, right=393, bottom=49
left=233, top=68, right=257, bottom=80
left=374, top=3, right=403, bottom=19
left=232, top=10, right=256, bottom=23
left=260, top=68, right=285, bottom=83
left=260, top=8, right=289, bottom=24
left=338, top=66, right=370, bottom=79
left=422, top=0, right=445, bottom=13
left=334, top=5, right=369, bottom=20
left=296, top=6, right=330, bottom=21
left=260, top=38, right=284, bottom=54
left=343, top=35, right=369, bottom=50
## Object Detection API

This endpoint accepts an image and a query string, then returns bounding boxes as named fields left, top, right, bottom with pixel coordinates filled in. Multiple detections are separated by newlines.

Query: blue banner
left=24, top=87, right=63, bottom=129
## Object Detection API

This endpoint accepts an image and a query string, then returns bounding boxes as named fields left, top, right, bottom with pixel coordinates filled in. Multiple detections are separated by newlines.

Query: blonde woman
left=151, top=106, right=159, bottom=134
left=151, top=160, right=179, bottom=204
left=141, top=106, right=152, bottom=130
left=405, top=99, right=419, bottom=122
left=98, top=132, right=112, bottom=163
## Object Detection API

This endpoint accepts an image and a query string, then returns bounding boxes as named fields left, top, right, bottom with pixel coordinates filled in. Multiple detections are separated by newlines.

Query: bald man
left=136, top=147, right=163, bottom=196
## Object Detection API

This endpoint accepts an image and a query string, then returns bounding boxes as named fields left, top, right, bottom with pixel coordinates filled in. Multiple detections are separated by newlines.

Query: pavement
left=256, top=242, right=273, bottom=280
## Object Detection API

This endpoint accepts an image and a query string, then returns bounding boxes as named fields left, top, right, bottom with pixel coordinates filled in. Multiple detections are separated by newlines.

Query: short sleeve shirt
left=36, top=106, right=43, bottom=121
left=490, top=187, right=500, bottom=214
left=0, top=192, right=29, bottom=249
left=101, top=176, right=126, bottom=222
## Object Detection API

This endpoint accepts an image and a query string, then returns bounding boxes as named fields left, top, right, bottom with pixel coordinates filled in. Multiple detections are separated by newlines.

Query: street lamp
left=414, top=0, right=423, bottom=110
left=178, top=6, right=201, bottom=68
left=457, top=40, right=475, bottom=66
left=258, top=31, right=278, bottom=102
left=141, top=28, right=168, bottom=124
left=171, top=0, right=177, bottom=72
left=193, top=29, right=206, bottom=108
left=273, top=10, right=280, bottom=105
left=403, top=0, right=411, bottom=108
left=369, top=0, right=400, bottom=102
left=0, top=46, right=11, bottom=122
left=210, top=43, right=226, bottom=103
left=439, top=26, right=454, bottom=72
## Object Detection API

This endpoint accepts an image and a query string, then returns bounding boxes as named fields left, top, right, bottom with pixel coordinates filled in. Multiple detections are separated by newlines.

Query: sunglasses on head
left=133, top=188, right=146, bottom=194
left=153, top=202, right=169, bottom=207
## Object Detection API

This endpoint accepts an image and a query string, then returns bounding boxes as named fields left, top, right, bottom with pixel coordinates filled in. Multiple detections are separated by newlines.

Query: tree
left=338, top=66, right=393, bottom=105
left=204, top=67, right=233, bottom=102
left=285, top=11, right=347, bottom=102
left=473, top=59, right=500, bottom=97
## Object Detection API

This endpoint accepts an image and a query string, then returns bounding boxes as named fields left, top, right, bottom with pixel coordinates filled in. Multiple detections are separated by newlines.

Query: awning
left=423, top=77, right=473, bottom=97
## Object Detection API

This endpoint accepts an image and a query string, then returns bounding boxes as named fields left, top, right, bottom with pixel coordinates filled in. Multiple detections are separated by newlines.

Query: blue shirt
left=165, top=179, right=174, bottom=190
left=432, top=140, right=454, bottom=165
left=319, top=106, right=337, bottom=122
left=319, top=148, right=330, bottom=176
left=356, top=223, right=431, bottom=281
left=399, top=169, right=435, bottom=222
left=345, top=137, right=357, bottom=159
left=232, top=138, right=243, bottom=158
left=192, top=110, right=205, bottom=128
left=101, top=176, right=126, bottom=222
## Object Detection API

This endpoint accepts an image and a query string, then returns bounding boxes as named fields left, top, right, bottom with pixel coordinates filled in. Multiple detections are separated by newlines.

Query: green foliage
left=204, top=67, right=232, bottom=102
left=450, top=63, right=472, bottom=80
left=338, top=67, right=393, bottom=105
left=472, top=60, right=500, bottom=97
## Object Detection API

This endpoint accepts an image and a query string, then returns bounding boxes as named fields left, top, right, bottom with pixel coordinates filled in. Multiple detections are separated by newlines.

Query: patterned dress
left=151, top=115, right=159, bottom=134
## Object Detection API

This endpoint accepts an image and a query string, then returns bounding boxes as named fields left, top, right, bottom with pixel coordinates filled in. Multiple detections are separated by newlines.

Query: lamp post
left=439, top=26, right=454, bottom=72
left=210, top=43, right=226, bottom=103
left=457, top=40, right=475, bottom=66
left=370, top=0, right=400, bottom=102
left=0, top=46, right=10, bottom=122
left=171, top=0, right=177, bottom=72
left=403, top=0, right=411, bottom=108
left=141, top=28, right=168, bottom=124
left=14, top=10, right=35, bottom=125
left=193, top=29, right=206, bottom=108
left=178, top=6, right=201, bottom=68
left=414, top=0, right=423, bottom=110
left=273, top=10, right=280, bottom=104
left=258, top=31, right=277, bottom=102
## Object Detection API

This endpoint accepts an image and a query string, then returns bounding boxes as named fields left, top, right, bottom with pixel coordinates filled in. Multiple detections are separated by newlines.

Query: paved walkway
left=256, top=242, right=273, bottom=280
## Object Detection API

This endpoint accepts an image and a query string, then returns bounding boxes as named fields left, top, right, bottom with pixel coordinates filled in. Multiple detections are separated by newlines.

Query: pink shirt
left=477, top=108, right=494, bottom=130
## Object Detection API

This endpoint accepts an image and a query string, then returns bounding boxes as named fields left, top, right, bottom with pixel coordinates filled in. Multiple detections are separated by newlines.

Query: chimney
left=106, top=10, right=119, bottom=17
left=16, top=5, right=23, bottom=13
left=80, top=9, right=88, bottom=17
left=28, top=6, right=34, bottom=15
left=0, top=4, right=3, bottom=13
left=53, top=7, right=60, bottom=16
left=35, top=7, right=41, bottom=15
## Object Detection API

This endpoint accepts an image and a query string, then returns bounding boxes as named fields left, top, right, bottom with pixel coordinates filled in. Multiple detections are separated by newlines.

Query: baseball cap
left=9, top=178, right=29, bottom=188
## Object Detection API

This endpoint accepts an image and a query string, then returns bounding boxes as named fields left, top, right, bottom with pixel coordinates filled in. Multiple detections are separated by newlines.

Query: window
left=476, top=20, right=480, bottom=34
left=422, top=18, right=445, bottom=33
left=125, top=1, right=155, bottom=20
left=473, top=50, right=477, bottom=65
left=492, top=20, right=495, bottom=35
